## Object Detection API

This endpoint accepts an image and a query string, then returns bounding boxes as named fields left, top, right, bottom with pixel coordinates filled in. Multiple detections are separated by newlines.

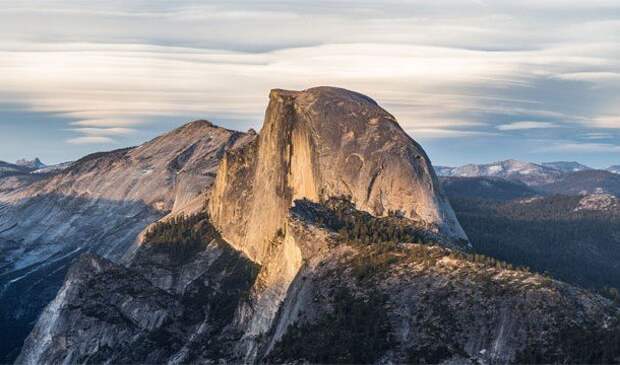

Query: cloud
left=64, top=126, right=135, bottom=146
left=590, top=116, right=620, bottom=129
left=556, top=72, right=620, bottom=82
left=66, top=136, right=115, bottom=145
left=70, top=119, right=145, bottom=127
left=540, top=142, right=620, bottom=153
left=407, top=128, right=498, bottom=139
left=497, top=121, right=559, bottom=130
left=583, top=132, right=614, bottom=140
left=68, top=127, right=136, bottom=136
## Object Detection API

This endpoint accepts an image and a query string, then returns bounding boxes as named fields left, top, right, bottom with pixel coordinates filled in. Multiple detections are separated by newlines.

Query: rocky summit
left=11, top=87, right=620, bottom=364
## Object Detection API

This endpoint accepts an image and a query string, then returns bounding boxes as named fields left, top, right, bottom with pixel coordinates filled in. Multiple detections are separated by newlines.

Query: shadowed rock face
left=209, top=86, right=467, bottom=265
left=0, top=120, right=253, bottom=363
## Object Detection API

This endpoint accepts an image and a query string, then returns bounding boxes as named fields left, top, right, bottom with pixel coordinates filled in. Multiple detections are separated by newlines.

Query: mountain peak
left=173, top=119, right=218, bottom=133
left=542, top=161, right=592, bottom=173
left=209, top=86, right=468, bottom=265
left=15, top=157, right=45, bottom=169
left=608, top=165, right=620, bottom=174
left=270, top=86, right=379, bottom=107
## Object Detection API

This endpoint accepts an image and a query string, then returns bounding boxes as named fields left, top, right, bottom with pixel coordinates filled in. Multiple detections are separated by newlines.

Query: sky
left=0, top=1, right=619, bottom=168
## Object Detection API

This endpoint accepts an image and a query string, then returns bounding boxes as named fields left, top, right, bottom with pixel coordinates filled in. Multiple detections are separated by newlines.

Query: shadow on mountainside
left=0, top=193, right=165, bottom=363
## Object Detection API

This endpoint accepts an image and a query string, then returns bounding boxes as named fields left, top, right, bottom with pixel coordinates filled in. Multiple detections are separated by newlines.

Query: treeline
left=143, top=212, right=219, bottom=264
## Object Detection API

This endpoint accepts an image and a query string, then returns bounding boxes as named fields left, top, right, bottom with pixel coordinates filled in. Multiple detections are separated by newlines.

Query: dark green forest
left=143, top=212, right=220, bottom=264
left=296, top=197, right=433, bottom=246
left=450, top=195, right=620, bottom=302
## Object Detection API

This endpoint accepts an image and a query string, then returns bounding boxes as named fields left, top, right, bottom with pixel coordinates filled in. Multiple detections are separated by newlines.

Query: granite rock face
left=16, top=218, right=260, bottom=365
left=0, top=120, right=253, bottom=362
left=209, top=86, right=467, bottom=266
left=0, top=120, right=252, bottom=267
left=205, top=87, right=468, bottom=359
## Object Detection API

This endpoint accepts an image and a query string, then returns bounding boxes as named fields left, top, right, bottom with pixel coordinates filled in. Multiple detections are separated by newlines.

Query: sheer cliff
left=208, top=87, right=468, bottom=266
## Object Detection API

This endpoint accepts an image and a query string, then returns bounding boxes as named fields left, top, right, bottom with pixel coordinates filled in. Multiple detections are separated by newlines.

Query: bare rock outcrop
left=205, top=87, right=469, bottom=359
left=209, top=87, right=467, bottom=266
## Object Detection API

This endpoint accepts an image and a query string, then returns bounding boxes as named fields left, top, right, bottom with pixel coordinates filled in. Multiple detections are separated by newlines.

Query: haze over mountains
left=1, top=87, right=618, bottom=364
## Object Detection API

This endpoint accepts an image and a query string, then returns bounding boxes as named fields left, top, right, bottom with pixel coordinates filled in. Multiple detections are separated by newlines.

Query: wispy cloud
left=65, top=126, right=135, bottom=145
left=583, top=132, right=614, bottom=140
left=70, top=119, right=145, bottom=127
left=408, top=128, right=498, bottom=139
left=591, top=116, right=620, bottom=129
left=557, top=72, right=620, bottom=82
left=68, top=127, right=136, bottom=136
left=497, top=121, right=559, bottom=131
left=540, top=142, right=620, bottom=153
left=66, top=136, right=115, bottom=145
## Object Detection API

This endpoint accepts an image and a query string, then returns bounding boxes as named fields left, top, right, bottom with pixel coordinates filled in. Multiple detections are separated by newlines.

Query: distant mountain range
left=540, top=161, right=593, bottom=173
left=436, top=160, right=620, bottom=197
left=14, top=158, right=46, bottom=170
left=436, top=160, right=618, bottom=179
left=0, top=158, right=73, bottom=178
left=435, top=159, right=563, bottom=186
left=440, top=169, right=620, bottom=302
left=0, top=161, right=32, bottom=177
left=439, top=162, right=620, bottom=295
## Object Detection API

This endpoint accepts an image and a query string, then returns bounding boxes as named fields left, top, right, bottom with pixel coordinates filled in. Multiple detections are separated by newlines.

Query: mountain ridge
left=15, top=158, right=46, bottom=170
left=435, top=159, right=563, bottom=186
left=0, top=119, right=255, bottom=362
left=436, top=159, right=620, bottom=196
